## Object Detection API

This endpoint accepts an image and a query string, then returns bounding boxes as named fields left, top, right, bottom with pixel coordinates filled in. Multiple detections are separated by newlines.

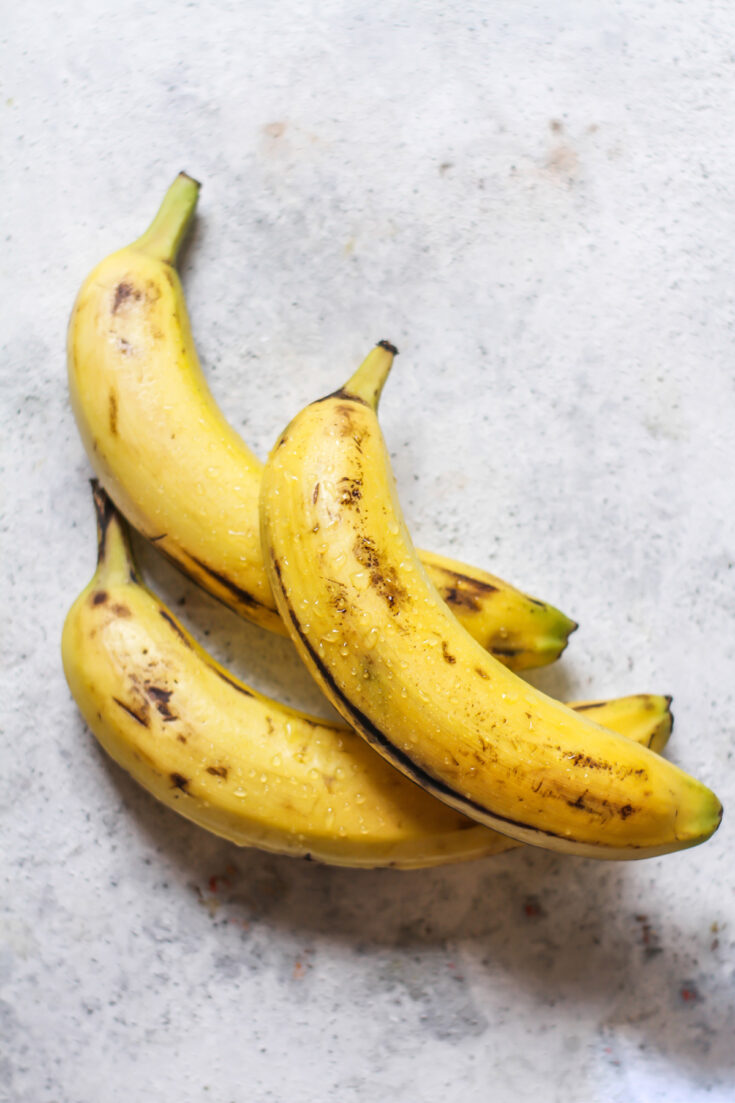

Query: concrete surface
left=2, top=2, right=734, bottom=1100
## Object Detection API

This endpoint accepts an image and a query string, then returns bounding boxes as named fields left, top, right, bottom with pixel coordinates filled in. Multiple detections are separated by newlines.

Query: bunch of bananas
left=62, top=173, right=722, bottom=868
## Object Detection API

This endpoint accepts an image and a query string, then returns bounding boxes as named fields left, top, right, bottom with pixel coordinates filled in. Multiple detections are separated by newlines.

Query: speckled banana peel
left=67, top=172, right=575, bottom=670
left=62, top=486, right=672, bottom=870
left=260, top=344, right=723, bottom=860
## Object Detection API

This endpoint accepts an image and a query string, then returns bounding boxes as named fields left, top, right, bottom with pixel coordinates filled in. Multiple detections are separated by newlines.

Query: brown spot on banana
left=144, top=684, right=176, bottom=720
left=206, top=765, right=229, bottom=779
left=352, top=535, right=407, bottom=612
left=112, top=282, right=138, bottom=312
left=113, top=697, right=149, bottom=727
left=108, top=391, right=118, bottom=436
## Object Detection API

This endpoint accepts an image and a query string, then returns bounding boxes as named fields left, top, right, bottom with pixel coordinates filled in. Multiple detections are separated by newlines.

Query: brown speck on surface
left=312, top=482, right=320, bottom=504
left=112, top=282, right=136, bottom=313
left=546, top=145, right=579, bottom=178
left=111, top=603, right=131, bottom=617
left=634, top=914, right=663, bottom=959
left=338, top=476, right=362, bottom=506
left=264, top=121, right=287, bottom=138
left=441, top=640, right=456, bottom=664
left=565, top=751, right=611, bottom=772
left=352, top=535, right=407, bottom=612
left=206, top=765, right=229, bottom=779
left=523, top=897, right=546, bottom=919
left=92, top=590, right=108, bottom=605
left=108, top=391, right=118, bottom=436
left=208, top=870, right=234, bottom=893
left=435, top=569, right=499, bottom=613
left=145, top=684, right=176, bottom=720
left=336, top=404, right=357, bottom=436
left=475, top=667, right=490, bottom=680
left=567, top=793, right=589, bottom=811
left=113, top=697, right=149, bottom=727
left=170, top=772, right=189, bottom=792
left=620, top=803, right=634, bottom=819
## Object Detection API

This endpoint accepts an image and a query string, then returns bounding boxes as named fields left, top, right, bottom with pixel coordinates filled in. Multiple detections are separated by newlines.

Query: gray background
left=2, top=2, right=734, bottom=1100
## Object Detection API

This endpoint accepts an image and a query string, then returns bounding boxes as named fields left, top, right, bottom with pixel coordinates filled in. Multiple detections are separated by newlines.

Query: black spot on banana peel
left=113, top=697, right=149, bottom=727
left=68, top=175, right=575, bottom=667
left=260, top=344, right=723, bottom=860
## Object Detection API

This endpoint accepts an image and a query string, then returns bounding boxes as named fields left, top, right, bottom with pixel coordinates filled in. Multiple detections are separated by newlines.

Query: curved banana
left=260, top=344, right=722, bottom=859
left=62, top=486, right=671, bottom=869
left=67, top=173, right=575, bottom=669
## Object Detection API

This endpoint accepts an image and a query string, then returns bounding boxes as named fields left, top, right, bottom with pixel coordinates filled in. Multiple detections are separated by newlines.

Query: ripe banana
left=260, top=344, right=722, bottom=859
left=62, top=485, right=672, bottom=869
left=67, top=173, right=575, bottom=670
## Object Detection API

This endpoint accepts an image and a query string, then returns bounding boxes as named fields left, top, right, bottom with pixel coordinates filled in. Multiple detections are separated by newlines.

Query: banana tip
left=178, top=171, right=202, bottom=189
left=377, top=339, right=399, bottom=356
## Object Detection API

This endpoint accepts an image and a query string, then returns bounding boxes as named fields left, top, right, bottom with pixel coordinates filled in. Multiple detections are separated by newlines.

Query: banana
left=62, top=485, right=672, bottom=869
left=67, top=173, right=575, bottom=670
left=564, top=694, right=672, bottom=755
left=260, top=344, right=722, bottom=859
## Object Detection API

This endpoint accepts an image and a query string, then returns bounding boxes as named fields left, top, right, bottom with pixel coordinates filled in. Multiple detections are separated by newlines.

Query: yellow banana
left=260, top=344, right=722, bottom=859
left=67, top=173, right=575, bottom=669
left=62, top=485, right=672, bottom=869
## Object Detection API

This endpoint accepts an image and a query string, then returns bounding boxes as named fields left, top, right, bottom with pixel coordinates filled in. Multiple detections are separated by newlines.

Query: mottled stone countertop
left=3, top=3, right=734, bottom=1100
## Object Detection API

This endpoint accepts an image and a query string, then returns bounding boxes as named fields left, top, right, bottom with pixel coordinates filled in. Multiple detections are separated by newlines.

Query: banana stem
left=91, top=481, right=141, bottom=583
left=342, top=341, right=398, bottom=409
left=132, top=172, right=200, bottom=265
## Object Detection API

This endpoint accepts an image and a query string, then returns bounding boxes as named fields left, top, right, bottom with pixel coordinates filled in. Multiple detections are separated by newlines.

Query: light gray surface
left=2, top=3, right=734, bottom=1101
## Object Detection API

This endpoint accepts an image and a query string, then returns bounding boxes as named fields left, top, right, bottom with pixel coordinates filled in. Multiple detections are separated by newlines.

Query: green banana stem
left=91, top=481, right=141, bottom=584
left=342, top=341, right=398, bottom=409
left=132, top=172, right=200, bottom=264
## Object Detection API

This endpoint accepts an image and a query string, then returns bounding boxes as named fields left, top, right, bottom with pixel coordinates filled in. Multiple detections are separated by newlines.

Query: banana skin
left=67, top=173, right=575, bottom=669
left=260, top=344, right=722, bottom=859
left=62, top=486, right=673, bottom=869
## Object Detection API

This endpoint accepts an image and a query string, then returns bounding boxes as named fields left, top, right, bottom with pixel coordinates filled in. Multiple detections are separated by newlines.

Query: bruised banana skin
left=260, top=344, right=722, bottom=859
left=61, top=487, right=672, bottom=870
left=66, top=172, right=575, bottom=669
